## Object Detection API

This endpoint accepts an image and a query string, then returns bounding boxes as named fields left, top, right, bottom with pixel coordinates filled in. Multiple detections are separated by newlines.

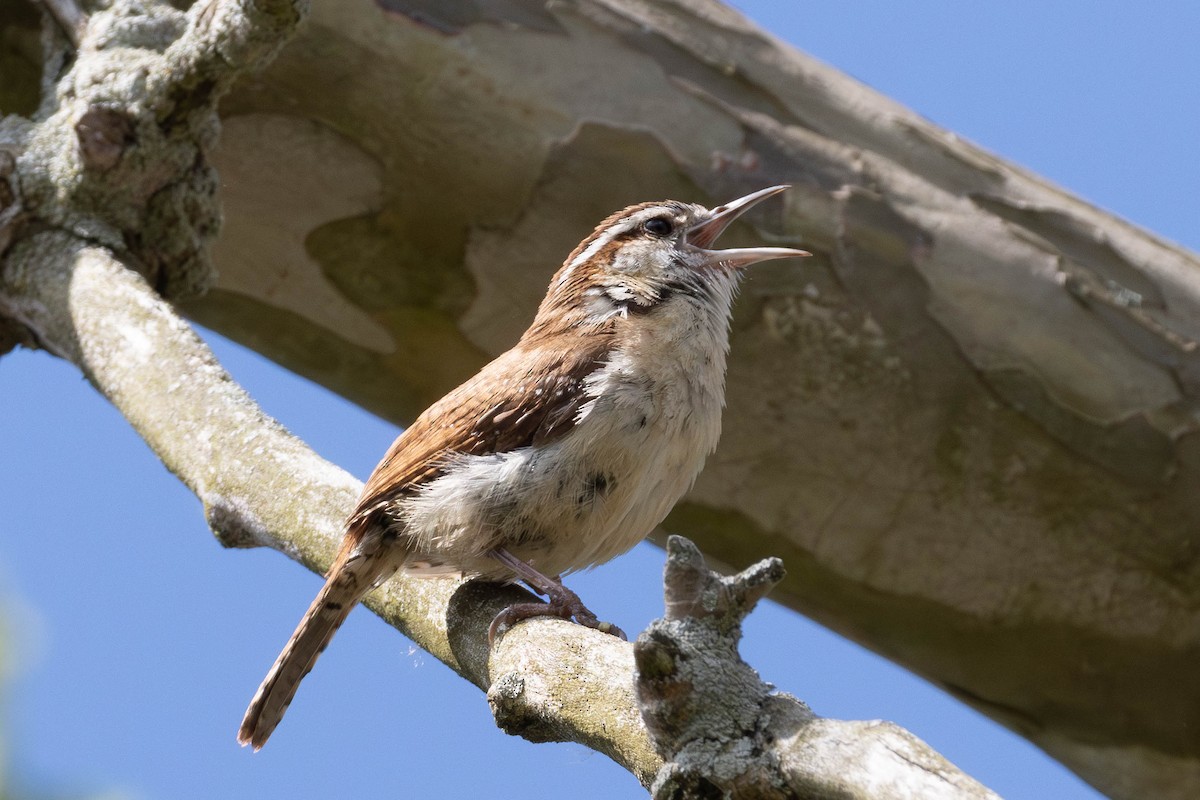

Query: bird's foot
left=486, top=548, right=626, bottom=643
left=488, top=582, right=627, bottom=644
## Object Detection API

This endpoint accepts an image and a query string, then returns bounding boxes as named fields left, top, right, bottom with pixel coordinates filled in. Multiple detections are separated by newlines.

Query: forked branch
left=635, top=537, right=999, bottom=799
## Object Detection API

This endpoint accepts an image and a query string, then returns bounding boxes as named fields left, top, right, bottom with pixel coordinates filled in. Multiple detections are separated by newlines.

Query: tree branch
left=0, top=0, right=672, bottom=785
left=0, top=228, right=664, bottom=784
left=636, top=537, right=999, bottom=799
left=0, top=228, right=1003, bottom=795
left=172, top=4, right=1200, bottom=795
left=0, top=0, right=997, bottom=793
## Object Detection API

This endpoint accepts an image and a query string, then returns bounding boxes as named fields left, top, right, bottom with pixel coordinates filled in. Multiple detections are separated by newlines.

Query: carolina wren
left=238, top=185, right=809, bottom=749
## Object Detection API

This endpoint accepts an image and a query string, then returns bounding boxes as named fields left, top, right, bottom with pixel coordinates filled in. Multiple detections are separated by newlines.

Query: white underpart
left=396, top=271, right=740, bottom=581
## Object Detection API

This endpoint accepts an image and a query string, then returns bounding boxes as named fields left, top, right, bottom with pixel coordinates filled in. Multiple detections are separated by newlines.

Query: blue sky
left=3, top=3, right=1196, bottom=798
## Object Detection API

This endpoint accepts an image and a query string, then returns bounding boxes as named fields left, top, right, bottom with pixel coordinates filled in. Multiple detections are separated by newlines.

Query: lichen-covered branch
left=0, top=7, right=1000, bottom=773
left=5, top=0, right=1196, bottom=796
left=0, top=228, right=664, bottom=783
left=1, top=0, right=320, bottom=514
left=10, top=0, right=309, bottom=301
left=635, top=537, right=998, bottom=799
left=160, top=4, right=1200, bottom=796
left=4, top=229, right=1004, bottom=796
left=1, top=216, right=999, bottom=791
left=0, top=0, right=651, bottom=787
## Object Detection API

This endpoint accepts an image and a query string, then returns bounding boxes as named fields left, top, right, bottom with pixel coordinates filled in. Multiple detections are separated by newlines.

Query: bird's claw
left=488, top=595, right=626, bottom=644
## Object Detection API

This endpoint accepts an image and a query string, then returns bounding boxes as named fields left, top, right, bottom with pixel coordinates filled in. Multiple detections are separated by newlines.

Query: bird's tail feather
left=238, top=542, right=395, bottom=749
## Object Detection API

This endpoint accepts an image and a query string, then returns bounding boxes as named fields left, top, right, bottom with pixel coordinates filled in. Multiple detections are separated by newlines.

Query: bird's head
left=529, top=185, right=809, bottom=336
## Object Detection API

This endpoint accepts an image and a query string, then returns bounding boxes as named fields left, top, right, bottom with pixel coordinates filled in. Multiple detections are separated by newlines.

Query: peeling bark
left=177, top=4, right=1200, bottom=796
left=0, top=0, right=999, bottom=796
left=0, top=232, right=990, bottom=794
left=4, top=0, right=1200, bottom=797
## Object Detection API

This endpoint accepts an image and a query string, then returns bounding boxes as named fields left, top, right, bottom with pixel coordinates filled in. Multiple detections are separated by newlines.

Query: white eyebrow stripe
left=557, top=216, right=641, bottom=285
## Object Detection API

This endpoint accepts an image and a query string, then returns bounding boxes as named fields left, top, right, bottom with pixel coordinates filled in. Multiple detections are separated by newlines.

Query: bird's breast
left=398, top=320, right=731, bottom=579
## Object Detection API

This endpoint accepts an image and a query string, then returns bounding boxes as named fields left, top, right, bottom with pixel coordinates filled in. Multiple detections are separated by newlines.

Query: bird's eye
left=643, top=217, right=674, bottom=237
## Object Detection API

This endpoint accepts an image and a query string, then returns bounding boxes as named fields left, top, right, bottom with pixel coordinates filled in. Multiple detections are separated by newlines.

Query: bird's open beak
left=685, top=185, right=811, bottom=269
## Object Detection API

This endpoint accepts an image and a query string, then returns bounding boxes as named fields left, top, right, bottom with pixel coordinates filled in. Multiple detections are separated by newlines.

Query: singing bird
left=238, top=185, right=809, bottom=748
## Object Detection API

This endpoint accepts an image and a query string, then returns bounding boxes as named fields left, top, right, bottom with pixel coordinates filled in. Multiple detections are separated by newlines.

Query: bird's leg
left=487, top=547, right=627, bottom=643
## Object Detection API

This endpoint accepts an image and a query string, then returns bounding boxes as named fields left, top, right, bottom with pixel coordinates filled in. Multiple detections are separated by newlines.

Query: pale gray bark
left=637, top=537, right=998, bottom=799
left=0, top=0, right=999, bottom=797
left=151, top=3, right=1199, bottom=796
left=7, top=1, right=1200, bottom=797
